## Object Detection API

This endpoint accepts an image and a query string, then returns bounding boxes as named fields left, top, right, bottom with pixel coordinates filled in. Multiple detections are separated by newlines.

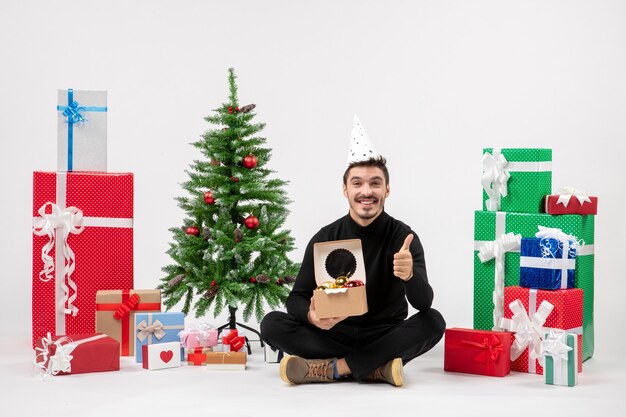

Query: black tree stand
left=216, top=306, right=264, bottom=355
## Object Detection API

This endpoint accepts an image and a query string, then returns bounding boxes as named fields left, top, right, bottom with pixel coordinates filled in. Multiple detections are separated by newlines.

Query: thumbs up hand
left=393, top=234, right=414, bottom=281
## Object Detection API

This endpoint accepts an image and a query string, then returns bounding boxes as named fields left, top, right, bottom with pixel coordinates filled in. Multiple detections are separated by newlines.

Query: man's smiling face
left=343, top=165, right=389, bottom=227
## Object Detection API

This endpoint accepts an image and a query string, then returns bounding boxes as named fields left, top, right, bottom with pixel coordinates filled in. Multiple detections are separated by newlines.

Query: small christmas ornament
left=344, top=280, right=365, bottom=288
left=223, top=127, right=228, bottom=131
left=228, top=106, right=233, bottom=114
left=204, top=191, right=215, bottom=204
left=168, top=274, right=185, bottom=287
left=256, top=274, right=270, bottom=284
left=284, top=276, right=296, bottom=284
left=250, top=277, right=257, bottom=283
left=203, top=286, right=218, bottom=300
left=202, top=227, right=211, bottom=240
left=240, top=104, right=256, bottom=113
left=230, top=176, right=239, bottom=182
left=277, top=278, right=285, bottom=286
left=234, top=228, right=244, bottom=243
left=334, top=276, right=349, bottom=287
left=244, top=215, right=259, bottom=230
left=211, top=280, right=217, bottom=287
left=242, top=154, right=257, bottom=169
left=186, top=226, right=200, bottom=237
left=235, top=107, right=240, bottom=112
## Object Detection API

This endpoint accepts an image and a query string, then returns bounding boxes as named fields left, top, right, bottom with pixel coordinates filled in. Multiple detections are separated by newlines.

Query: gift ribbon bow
left=500, top=299, right=554, bottom=362
left=461, top=334, right=504, bottom=364
left=542, top=330, right=572, bottom=363
left=481, top=150, right=510, bottom=211
left=34, top=333, right=76, bottom=377
left=477, top=232, right=521, bottom=330
left=32, top=202, right=85, bottom=316
left=555, top=187, right=592, bottom=208
left=61, top=99, right=86, bottom=124
left=136, top=319, right=167, bottom=342
left=113, top=293, right=141, bottom=320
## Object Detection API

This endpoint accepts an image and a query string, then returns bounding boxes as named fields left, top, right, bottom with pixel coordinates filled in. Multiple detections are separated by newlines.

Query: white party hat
left=348, top=115, right=379, bottom=165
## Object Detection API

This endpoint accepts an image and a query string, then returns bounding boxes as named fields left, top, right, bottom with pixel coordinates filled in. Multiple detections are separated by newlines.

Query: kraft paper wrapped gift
left=32, top=171, right=134, bottom=348
left=473, top=210, right=595, bottom=360
left=312, top=239, right=368, bottom=319
left=545, top=188, right=598, bottom=215
left=34, top=333, right=119, bottom=377
left=142, top=342, right=181, bottom=370
left=543, top=331, right=579, bottom=387
left=186, top=347, right=214, bottom=366
left=444, top=328, right=512, bottom=377
left=500, top=286, right=583, bottom=375
left=482, top=148, right=552, bottom=213
left=57, top=89, right=107, bottom=172
left=135, top=312, right=185, bottom=362
left=205, top=351, right=246, bottom=370
left=96, top=289, right=161, bottom=356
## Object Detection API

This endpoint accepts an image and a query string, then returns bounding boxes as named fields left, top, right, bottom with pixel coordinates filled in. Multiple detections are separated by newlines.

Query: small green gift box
left=482, top=148, right=552, bottom=213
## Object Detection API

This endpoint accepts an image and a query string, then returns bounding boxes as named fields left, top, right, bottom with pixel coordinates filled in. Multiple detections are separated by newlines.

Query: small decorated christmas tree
left=159, top=68, right=299, bottom=324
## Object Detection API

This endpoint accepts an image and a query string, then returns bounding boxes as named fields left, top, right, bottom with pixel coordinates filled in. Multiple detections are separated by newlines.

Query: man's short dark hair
left=342, top=156, right=389, bottom=185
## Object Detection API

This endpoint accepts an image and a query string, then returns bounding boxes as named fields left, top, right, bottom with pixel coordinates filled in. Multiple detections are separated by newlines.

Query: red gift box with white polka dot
left=32, top=171, right=133, bottom=348
left=503, top=286, right=583, bottom=375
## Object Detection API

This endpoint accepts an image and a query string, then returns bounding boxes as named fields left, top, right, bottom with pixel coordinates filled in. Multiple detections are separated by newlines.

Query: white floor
left=2, top=332, right=625, bottom=417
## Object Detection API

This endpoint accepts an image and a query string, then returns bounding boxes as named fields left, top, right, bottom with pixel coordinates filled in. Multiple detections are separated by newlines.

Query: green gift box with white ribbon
left=473, top=210, right=595, bottom=360
left=543, top=331, right=579, bottom=387
left=482, top=148, right=552, bottom=213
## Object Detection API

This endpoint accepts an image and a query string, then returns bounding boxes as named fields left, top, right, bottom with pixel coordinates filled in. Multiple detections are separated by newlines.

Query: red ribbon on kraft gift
left=96, top=290, right=160, bottom=355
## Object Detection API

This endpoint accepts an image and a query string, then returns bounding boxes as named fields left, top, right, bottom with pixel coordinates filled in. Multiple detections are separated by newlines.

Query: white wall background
left=1, top=0, right=625, bottom=357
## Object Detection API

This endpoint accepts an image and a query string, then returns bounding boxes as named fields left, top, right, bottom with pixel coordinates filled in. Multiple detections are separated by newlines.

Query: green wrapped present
left=482, top=148, right=552, bottom=213
left=473, top=210, right=594, bottom=360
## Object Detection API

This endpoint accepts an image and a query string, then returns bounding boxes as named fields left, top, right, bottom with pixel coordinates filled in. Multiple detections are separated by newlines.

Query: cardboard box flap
left=313, top=239, right=366, bottom=285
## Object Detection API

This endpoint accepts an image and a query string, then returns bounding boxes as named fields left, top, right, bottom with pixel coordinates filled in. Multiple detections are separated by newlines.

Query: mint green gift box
left=473, top=210, right=594, bottom=360
left=482, top=148, right=552, bottom=213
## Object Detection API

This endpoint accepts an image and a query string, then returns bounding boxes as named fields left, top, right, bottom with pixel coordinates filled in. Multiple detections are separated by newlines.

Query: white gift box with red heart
left=142, top=341, right=181, bottom=370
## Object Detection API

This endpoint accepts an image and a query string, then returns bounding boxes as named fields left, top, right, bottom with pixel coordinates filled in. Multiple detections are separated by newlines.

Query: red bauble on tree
left=242, top=154, right=257, bottom=169
left=250, top=277, right=257, bottom=283
left=204, top=191, right=215, bottom=205
left=277, top=278, right=284, bottom=285
left=244, top=215, right=259, bottom=230
left=185, top=226, right=200, bottom=237
left=230, top=176, right=239, bottom=182
left=228, top=106, right=233, bottom=114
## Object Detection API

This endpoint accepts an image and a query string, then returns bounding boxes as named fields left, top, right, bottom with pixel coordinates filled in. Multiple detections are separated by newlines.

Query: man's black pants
left=260, top=309, right=445, bottom=381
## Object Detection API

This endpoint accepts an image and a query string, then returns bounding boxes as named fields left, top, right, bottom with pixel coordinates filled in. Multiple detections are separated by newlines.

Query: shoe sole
left=391, top=358, right=404, bottom=387
left=279, top=355, right=295, bottom=385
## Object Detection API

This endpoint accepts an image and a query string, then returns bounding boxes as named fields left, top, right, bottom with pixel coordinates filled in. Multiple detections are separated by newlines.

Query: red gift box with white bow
left=544, top=188, right=597, bottom=215
left=32, top=171, right=133, bottom=348
left=34, top=333, right=119, bottom=376
left=444, top=328, right=512, bottom=377
left=501, top=286, right=583, bottom=375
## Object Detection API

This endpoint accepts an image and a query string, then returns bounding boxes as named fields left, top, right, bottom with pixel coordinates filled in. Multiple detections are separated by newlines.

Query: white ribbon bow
left=34, top=333, right=77, bottom=378
left=478, top=232, right=521, bottom=330
left=555, top=186, right=592, bottom=208
left=481, top=150, right=510, bottom=211
left=500, top=299, right=554, bottom=362
left=542, top=330, right=572, bottom=363
left=32, top=202, right=85, bottom=316
left=136, top=319, right=166, bottom=342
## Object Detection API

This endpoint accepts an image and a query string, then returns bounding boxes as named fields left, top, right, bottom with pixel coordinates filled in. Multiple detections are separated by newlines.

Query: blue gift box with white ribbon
left=57, top=89, right=107, bottom=172
left=519, top=237, right=576, bottom=290
left=134, top=312, right=185, bottom=363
